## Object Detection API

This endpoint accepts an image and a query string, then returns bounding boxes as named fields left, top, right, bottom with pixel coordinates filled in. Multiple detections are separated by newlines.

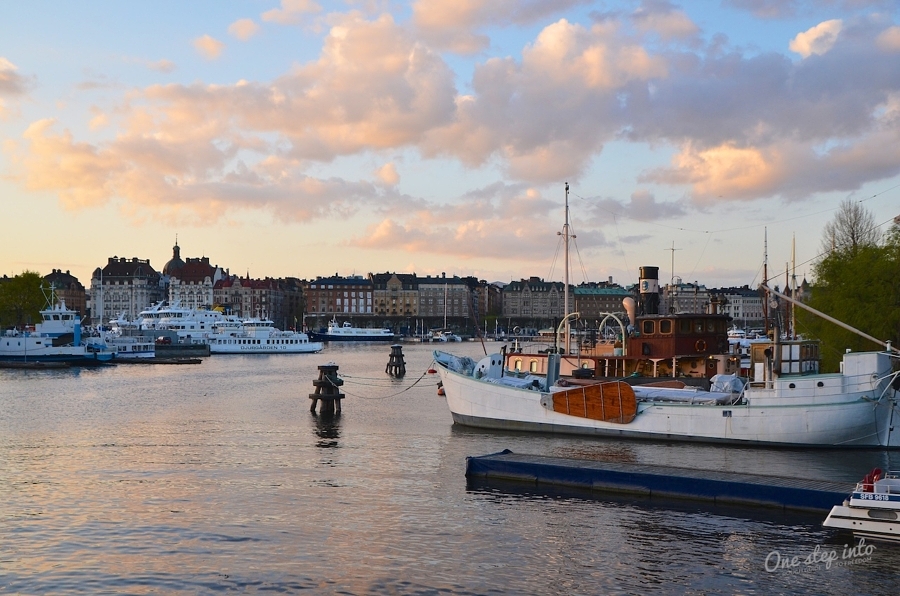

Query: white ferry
left=309, top=318, right=396, bottom=342
left=208, top=318, right=323, bottom=354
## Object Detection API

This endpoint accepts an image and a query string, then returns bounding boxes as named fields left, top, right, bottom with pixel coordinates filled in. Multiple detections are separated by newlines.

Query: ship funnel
left=638, top=266, right=660, bottom=315
left=623, top=297, right=635, bottom=327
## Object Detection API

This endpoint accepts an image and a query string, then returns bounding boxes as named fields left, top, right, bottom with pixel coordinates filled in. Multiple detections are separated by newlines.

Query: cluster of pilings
left=310, top=363, right=344, bottom=414
left=385, top=344, right=406, bottom=378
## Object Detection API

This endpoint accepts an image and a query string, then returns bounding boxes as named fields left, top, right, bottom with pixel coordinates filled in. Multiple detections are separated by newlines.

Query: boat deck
left=466, top=450, right=851, bottom=512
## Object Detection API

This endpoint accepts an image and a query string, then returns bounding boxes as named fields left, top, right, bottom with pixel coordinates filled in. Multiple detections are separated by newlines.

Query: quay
left=466, top=450, right=851, bottom=513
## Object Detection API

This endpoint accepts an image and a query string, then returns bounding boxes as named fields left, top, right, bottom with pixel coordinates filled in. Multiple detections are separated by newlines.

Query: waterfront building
left=213, top=276, right=284, bottom=320
left=712, top=285, right=765, bottom=329
left=417, top=273, right=471, bottom=330
left=163, top=243, right=226, bottom=309
left=501, top=277, right=565, bottom=329
left=44, top=269, right=87, bottom=317
left=90, top=257, right=165, bottom=326
left=661, top=278, right=710, bottom=314
left=304, top=274, right=374, bottom=330
left=573, top=281, right=632, bottom=323
left=371, top=272, right=419, bottom=320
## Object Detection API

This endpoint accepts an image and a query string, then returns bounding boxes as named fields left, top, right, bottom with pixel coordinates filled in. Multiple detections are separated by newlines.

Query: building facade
left=304, top=275, right=375, bottom=330
left=90, top=257, right=165, bottom=325
left=501, top=277, right=565, bottom=329
left=44, top=269, right=87, bottom=317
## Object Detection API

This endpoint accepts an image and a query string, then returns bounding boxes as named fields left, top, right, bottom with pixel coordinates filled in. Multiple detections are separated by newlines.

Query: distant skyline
left=2, top=1, right=899, bottom=290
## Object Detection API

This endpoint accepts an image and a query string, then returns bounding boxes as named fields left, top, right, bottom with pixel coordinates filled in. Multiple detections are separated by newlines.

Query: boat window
left=706, top=320, right=715, bottom=332
left=642, top=320, right=655, bottom=335
left=659, top=320, right=672, bottom=334
left=529, top=360, right=538, bottom=373
left=513, top=358, right=522, bottom=372
left=693, top=321, right=703, bottom=334
left=679, top=319, right=691, bottom=333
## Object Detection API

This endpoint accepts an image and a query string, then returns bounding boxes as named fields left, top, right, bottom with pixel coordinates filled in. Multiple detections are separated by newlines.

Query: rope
left=320, top=366, right=436, bottom=400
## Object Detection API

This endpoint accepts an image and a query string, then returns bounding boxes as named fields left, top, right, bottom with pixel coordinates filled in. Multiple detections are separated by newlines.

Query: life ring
left=695, top=339, right=707, bottom=353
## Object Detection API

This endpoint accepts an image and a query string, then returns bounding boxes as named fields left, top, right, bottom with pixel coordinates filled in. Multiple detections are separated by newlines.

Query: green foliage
left=0, top=271, right=46, bottom=328
left=799, top=243, right=900, bottom=372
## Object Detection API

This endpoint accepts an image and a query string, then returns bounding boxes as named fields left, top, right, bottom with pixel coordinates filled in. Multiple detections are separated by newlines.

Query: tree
left=799, top=204, right=900, bottom=371
left=818, top=198, right=881, bottom=258
left=0, top=271, right=46, bottom=328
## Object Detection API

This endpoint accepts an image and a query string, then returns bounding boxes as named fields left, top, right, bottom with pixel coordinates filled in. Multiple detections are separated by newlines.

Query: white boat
left=824, top=469, right=900, bottom=542
left=432, top=330, right=462, bottom=342
left=433, top=341, right=900, bottom=446
left=104, top=334, right=156, bottom=359
left=0, top=291, right=115, bottom=363
left=208, top=318, right=323, bottom=354
left=309, top=319, right=395, bottom=342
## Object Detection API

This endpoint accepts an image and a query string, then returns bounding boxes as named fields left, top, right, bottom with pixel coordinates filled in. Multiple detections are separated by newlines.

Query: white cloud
left=375, top=162, right=400, bottom=186
left=876, top=26, right=900, bottom=52
left=0, top=57, right=28, bottom=95
left=261, top=0, right=322, bottom=26
left=228, top=18, right=260, bottom=41
left=193, top=35, right=226, bottom=60
left=147, top=59, right=176, bottom=73
left=789, top=20, right=842, bottom=58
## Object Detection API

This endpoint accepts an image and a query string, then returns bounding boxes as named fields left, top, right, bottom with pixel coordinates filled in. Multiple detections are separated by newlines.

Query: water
left=2, top=342, right=899, bottom=594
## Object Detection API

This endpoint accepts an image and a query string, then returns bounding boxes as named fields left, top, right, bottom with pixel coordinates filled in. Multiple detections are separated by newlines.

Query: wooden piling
left=385, top=344, right=406, bottom=378
left=310, top=363, right=344, bottom=414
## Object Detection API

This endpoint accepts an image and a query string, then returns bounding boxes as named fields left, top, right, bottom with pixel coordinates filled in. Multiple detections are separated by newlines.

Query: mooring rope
left=320, top=366, right=436, bottom=400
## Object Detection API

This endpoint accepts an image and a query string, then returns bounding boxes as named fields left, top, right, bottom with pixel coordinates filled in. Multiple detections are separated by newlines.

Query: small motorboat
left=823, top=468, right=900, bottom=542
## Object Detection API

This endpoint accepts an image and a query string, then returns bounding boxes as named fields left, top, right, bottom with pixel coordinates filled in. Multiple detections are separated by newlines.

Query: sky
left=2, top=0, right=899, bottom=292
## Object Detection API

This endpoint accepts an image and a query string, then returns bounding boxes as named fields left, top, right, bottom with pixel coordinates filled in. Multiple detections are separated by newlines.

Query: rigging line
left=788, top=215, right=899, bottom=275
left=572, top=185, right=899, bottom=236
left=567, top=222, right=590, bottom=284
left=548, top=232, right=564, bottom=283
left=686, top=230, right=716, bottom=283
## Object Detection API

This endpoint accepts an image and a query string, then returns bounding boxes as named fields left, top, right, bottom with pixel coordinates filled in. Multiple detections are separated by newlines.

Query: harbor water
left=2, top=342, right=899, bottom=594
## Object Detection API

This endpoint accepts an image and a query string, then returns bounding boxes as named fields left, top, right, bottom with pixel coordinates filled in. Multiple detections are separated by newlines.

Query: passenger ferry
left=208, top=318, right=323, bottom=354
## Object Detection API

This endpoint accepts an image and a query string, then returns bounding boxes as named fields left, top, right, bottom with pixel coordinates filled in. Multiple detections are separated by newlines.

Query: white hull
left=824, top=473, right=900, bottom=541
left=434, top=350, right=900, bottom=447
left=208, top=336, right=323, bottom=354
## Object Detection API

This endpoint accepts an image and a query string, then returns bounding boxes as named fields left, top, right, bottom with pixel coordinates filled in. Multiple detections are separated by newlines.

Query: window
left=660, top=320, right=672, bottom=334
left=642, top=320, right=655, bottom=335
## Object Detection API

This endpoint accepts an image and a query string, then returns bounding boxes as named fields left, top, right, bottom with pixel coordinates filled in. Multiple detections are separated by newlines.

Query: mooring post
left=310, top=362, right=344, bottom=414
left=385, top=344, right=406, bottom=378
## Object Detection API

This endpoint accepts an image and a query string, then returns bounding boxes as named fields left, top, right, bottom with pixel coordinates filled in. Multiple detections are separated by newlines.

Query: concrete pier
left=466, top=450, right=851, bottom=513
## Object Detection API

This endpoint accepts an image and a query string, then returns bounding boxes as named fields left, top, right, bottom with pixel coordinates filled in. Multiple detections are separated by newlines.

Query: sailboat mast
left=762, top=228, right=769, bottom=336
left=563, top=182, right=571, bottom=354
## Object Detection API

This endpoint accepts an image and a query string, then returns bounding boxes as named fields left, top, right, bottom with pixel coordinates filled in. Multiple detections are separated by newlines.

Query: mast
left=762, top=228, right=768, bottom=336
left=791, top=235, right=797, bottom=340
left=561, top=183, right=571, bottom=353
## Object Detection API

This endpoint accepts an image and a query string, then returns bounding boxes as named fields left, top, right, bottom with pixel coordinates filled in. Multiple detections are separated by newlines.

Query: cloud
left=789, top=20, right=843, bottom=58
left=228, top=18, right=260, bottom=40
left=147, top=59, right=176, bottom=73
left=193, top=35, right=226, bottom=60
left=375, top=162, right=400, bottom=186
left=422, top=19, right=667, bottom=181
left=590, top=189, right=687, bottom=223
left=876, top=26, right=900, bottom=52
left=351, top=184, right=568, bottom=261
left=261, top=0, right=322, bottom=25
left=412, top=0, right=588, bottom=54
left=631, top=3, right=700, bottom=41
left=0, top=57, right=28, bottom=95
left=722, top=0, right=800, bottom=19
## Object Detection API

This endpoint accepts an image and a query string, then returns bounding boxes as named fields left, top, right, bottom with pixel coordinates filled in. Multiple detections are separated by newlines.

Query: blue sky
left=2, top=0, right=899, bottom=290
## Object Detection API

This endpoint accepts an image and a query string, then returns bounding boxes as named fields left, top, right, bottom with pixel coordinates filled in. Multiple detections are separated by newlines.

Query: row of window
left=640, top=319, right=728, bottom=335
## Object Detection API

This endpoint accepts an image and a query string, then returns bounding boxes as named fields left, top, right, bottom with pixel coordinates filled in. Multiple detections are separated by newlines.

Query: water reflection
left=311, top=411, right=341, bottom=449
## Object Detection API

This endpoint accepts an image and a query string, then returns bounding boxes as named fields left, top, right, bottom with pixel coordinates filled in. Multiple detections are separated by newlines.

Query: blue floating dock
left=466, top=450, right=851, bottom=513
